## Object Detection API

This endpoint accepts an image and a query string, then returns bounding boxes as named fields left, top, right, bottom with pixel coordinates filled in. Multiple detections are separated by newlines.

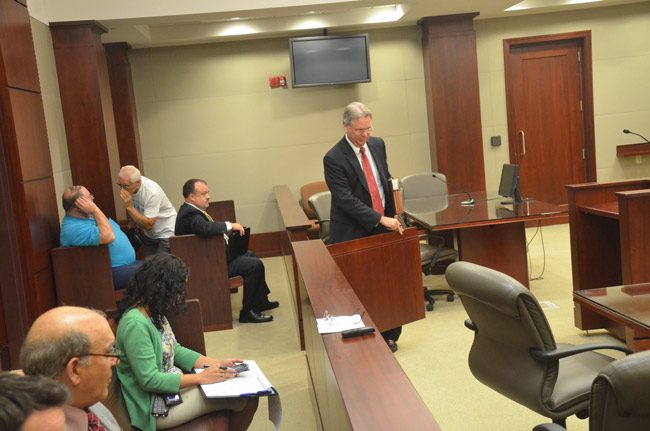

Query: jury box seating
left=104, top=299, right=230, bottom=431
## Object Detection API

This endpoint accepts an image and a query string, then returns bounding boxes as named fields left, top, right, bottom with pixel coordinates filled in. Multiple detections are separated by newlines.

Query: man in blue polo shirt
left=60, top=185, right=142, bottom=290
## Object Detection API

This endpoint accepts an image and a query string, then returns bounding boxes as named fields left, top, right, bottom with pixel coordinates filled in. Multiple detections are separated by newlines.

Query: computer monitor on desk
left=499, top=163, right=522, bottom=204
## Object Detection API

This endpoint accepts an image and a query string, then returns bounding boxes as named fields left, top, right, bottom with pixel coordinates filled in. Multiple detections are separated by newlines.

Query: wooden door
left=505, top=33, right=595, bottom=206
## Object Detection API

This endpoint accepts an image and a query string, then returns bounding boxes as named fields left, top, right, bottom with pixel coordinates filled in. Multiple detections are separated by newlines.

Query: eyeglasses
left=116, top=182, right=130, bottom=190
left=352, top=127, right=373, bottom=135
left=78, top=346, right=122, bottom=361
left=322, top=309, right=365, bottom=325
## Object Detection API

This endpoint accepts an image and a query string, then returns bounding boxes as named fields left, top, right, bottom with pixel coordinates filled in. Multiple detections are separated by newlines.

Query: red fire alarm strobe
left=269, top=76, right=287, bottom=88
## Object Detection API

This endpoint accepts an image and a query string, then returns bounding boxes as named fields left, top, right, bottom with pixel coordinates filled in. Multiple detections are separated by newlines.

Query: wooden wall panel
left=51, top=21, right=118, bottom=219
left=23, top=178, right=58, bottom=272
left=419, top=13, right=486, bottom=194
left=0, top=0, right=59, bottom=367
left=9, top=89, right=52, bottom=180
left=104, top=42, right=143, bottom=170
left=0, top=0, right=39, bottom=91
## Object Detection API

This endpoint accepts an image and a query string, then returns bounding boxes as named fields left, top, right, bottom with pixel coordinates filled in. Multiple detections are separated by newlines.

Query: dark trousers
left=381, top=327, right=402, bottom=343
left=112, top=261, right=144, bottom=290
left=228, top=251, right=271, bottom=314
left=142, top=236, right=170, bottom=257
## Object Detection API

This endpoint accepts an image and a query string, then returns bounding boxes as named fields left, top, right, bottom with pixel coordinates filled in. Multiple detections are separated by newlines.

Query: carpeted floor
left=204, top=223, right=625, bottom=430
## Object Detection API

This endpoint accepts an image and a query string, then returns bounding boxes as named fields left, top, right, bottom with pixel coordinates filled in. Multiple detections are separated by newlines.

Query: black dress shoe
left=239, top=310, right=273, bottom=323
left=387, top=339, right=398, bottom=353
left=257, top=301, right=280, bottom=312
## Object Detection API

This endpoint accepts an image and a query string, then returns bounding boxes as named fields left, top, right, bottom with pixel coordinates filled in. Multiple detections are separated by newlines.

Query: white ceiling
left=28, top=0, right=649, bottom=48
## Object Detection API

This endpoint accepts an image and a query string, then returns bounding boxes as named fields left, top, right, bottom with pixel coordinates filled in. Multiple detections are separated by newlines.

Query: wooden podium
left=567, top=179, right=650, bottom=334
left=327, top=228, right=424, bottom=332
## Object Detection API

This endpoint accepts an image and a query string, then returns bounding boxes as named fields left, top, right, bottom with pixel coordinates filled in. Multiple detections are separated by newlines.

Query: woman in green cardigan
left=115, top=254, right=258, bottom=430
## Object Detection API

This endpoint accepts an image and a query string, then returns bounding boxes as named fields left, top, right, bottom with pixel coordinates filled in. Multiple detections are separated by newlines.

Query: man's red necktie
left=360, top=146, right=384, bottom=215
left=87, top=410, right=107, bottom=431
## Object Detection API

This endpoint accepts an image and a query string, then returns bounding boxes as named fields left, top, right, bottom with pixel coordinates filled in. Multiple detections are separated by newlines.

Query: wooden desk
left=292, top=239, right=440, bottom=431
left=567, top=179, right=650, bottom=332
left=573, top=284, right=650, bottom=351
left=403, top=192, right=566, bottom=287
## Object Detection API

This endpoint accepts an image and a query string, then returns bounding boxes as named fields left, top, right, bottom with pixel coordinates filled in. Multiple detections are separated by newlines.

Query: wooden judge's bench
left=567, top=179, right=650, bottom=349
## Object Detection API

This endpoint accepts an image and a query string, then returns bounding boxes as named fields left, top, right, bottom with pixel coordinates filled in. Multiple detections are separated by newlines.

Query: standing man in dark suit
left=323, top=101, right=404, bottom=352
left=175, top=179, right=278, bottom=324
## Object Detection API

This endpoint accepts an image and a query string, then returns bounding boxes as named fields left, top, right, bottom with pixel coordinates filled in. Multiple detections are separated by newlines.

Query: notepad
left=195, top=360, right=276, bottom=398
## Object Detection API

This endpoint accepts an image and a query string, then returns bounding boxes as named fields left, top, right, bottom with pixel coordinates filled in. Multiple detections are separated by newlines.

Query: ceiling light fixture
left=366, top=4, right=405, bottom=24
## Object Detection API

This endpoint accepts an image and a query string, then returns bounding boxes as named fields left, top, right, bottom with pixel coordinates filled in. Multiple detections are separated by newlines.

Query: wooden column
left=50, top=21, right=122, bottom=220
left=0, top=0, right=60, bottom=368
left=104, top=42, right=143, bottom=171
left=419, top=13, right=486, bottom=194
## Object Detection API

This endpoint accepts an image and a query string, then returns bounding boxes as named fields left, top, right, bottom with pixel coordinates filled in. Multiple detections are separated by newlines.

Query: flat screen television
left=289, top=34, right=371, bottom=87
left=498, top=163, right=522, bottom=204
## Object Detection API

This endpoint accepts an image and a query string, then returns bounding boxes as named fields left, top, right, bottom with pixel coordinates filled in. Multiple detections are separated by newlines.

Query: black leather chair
left=445, top=261, right=631, bottom=428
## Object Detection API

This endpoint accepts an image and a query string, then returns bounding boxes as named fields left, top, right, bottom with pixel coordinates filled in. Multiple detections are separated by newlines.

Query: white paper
left=195, top=360, right=274, bottom=397
left=316, top=314, right=365, bottom=334
left=196, top=360, right=282, bottom=429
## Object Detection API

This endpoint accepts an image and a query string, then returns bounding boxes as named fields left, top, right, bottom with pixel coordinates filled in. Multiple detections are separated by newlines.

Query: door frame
left=504, top=30, right=596, bottom=183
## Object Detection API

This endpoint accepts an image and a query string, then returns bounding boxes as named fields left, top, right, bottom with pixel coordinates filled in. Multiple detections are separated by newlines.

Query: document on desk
left=316, top=314, right=365, bottom=334
left=196, top=360, right=282, bottom=430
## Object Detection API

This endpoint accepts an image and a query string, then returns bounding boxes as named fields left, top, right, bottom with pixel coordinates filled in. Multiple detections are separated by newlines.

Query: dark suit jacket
left=324, top=136, right=395, bottom=244
left=174, top=203, right=228, bottom=237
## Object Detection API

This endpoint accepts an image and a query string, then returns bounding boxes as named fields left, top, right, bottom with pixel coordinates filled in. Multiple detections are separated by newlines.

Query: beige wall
left=31, top=2, right=650, bottom=233
left=129, top=26, right=431, bottom=233
left=476, top=2, right=650, bottom=191
left=31, top=17, right=71, bottom=220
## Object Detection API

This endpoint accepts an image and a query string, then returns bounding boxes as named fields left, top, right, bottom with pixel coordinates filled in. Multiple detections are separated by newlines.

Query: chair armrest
left=529, top=343, right=632, bottom=361
left=532, top=424, right=565, bottom=431
left=464, top=319, right=477, bottom=332
left=315, top=219, right=330, bottom=225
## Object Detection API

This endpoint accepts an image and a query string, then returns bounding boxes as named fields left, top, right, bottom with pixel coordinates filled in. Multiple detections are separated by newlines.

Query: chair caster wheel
left=426, top=303, right=434, bottom=312
left=447, top=294, right=455, bottom=302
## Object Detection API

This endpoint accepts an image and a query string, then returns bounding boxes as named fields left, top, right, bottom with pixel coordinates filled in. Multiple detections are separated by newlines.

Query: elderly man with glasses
left=323, top=101, right=404, bottom=352
left=60, top=185, right=142, bottom=291
left=116, top=165, right=177, bottom=257
left=20, top=306, right=122, bottom=430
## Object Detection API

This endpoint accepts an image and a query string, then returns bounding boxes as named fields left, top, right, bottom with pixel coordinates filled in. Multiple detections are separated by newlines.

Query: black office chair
left=400, top=172, right=457, bottom=311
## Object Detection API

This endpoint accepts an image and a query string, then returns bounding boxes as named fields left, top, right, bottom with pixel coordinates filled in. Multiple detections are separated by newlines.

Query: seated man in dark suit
left=60, top=185, right=143, bottom=290
left=175, top=179, right=278, bottom=323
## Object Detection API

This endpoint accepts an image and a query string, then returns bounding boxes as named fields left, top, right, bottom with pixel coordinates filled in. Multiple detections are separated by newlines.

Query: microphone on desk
left=431, top=173, right=475, bottom=206
left=623, top=129, right=650, bottom=144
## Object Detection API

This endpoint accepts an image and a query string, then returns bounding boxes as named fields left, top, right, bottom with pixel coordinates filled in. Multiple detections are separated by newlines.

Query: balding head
left=20, top=307, right=117, bottom=409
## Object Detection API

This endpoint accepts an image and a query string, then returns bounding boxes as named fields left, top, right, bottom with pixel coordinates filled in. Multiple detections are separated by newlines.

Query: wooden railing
left=292, top=239, right=440, bottom=431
